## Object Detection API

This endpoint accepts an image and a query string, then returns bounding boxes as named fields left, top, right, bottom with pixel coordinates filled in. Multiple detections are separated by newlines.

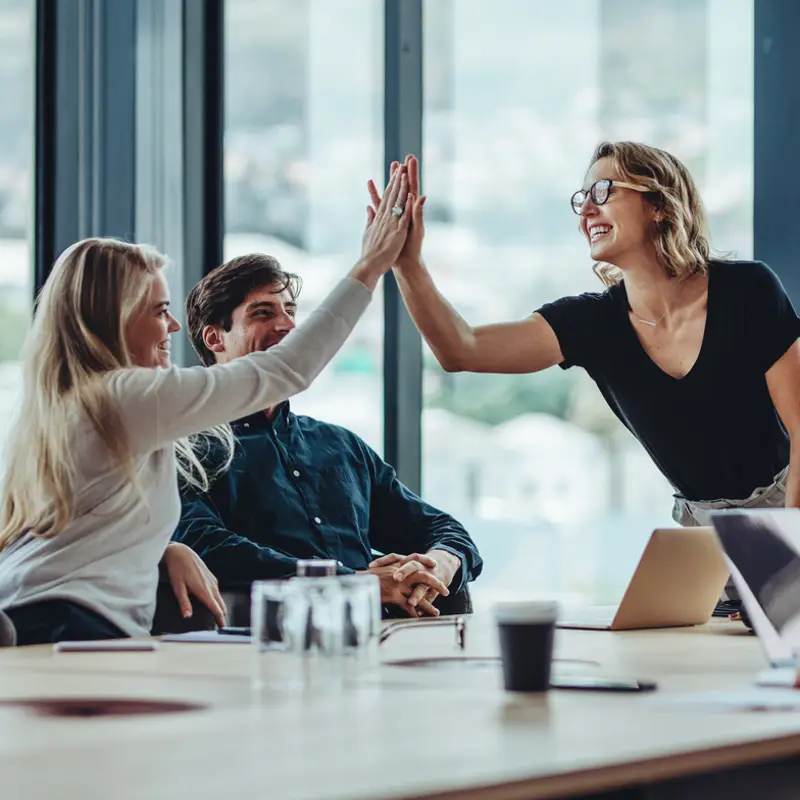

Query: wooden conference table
left=1, top=615, right=800, bottom=799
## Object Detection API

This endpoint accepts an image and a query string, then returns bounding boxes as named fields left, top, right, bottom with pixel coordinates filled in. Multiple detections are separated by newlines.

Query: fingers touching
left=416, top=598, right=439, bottom=617
left=366, top=156, right=419, bottom=214
left=393, top=561, right=449, bottom=595
left=369, top=552, right=438, bottom=569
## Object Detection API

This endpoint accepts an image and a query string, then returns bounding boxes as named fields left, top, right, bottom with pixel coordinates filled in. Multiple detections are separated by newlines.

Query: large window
left=224, top=0, right=385, bottom=453
left=224, top=0, right=755, bottom=611
left=421, top=0, right=754, bottom=608
left=0, top=0, right=33, bottom=459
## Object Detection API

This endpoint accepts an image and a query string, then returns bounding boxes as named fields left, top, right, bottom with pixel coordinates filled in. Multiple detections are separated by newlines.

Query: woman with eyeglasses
left=368, top=143, right=800, bottom=534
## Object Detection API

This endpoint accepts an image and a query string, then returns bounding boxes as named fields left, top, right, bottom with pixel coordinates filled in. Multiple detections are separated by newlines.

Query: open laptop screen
left=710, top=509, right=800, bottom=667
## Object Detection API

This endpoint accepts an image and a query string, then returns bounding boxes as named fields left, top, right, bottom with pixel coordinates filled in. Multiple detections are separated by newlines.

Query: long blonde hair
left=588, top=141, right=714, bottom=287
left=0, top=238, right=232, bottom=551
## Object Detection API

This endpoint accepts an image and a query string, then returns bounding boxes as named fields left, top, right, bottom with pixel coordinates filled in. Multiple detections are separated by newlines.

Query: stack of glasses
left=251, top=560, right=381, bottom=690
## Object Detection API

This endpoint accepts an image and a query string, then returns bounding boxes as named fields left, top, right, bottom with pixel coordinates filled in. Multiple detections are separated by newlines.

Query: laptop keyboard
left=712, top=600, right=741, bottom=618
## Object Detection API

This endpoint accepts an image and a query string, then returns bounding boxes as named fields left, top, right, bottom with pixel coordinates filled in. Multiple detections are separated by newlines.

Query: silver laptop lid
left=710, top=509, right=800, bottom=668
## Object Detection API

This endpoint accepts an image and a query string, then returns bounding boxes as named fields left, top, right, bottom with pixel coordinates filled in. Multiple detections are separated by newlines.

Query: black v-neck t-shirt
left=536, top=260, right=800, bottom=502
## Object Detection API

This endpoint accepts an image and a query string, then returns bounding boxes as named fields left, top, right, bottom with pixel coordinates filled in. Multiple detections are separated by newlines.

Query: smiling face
left=125, top=271, right=182, bottom=368
left=202, top=283, right=297, bottom=364
left=578, top=157, right=659, bottom=268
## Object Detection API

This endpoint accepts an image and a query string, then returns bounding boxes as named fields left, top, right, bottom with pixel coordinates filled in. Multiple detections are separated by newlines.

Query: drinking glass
left=337, top=573, right=381, bottom=679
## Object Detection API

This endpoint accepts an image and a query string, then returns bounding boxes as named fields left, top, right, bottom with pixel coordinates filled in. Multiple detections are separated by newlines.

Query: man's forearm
left=203, top=543, right=297, bottom=585
left=182, top=528, right=299, bottom=585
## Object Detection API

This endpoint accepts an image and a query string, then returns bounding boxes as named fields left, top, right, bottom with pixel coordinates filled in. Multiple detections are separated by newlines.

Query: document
left=53, top=639, right=158, bottom=652
left=755, top=667, right=800, bottom=688
left=649, top=688, right=800, bottom=711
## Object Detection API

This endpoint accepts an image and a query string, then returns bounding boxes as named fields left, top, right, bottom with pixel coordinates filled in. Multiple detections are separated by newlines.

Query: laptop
left=558, top=527, right=729, bottom=631
left=710, top=509, right=800, bottom=669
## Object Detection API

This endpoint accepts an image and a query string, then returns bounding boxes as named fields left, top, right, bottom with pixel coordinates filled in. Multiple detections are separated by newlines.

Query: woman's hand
left=163, top=542, right=227, bottom=627
left=350, top=164, right=413, bottom=289
left=367, top=154, right=426, bottom=269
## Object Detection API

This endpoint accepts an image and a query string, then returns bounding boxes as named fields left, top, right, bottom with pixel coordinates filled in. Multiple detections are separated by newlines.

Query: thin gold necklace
left=630, top=278, right=689, bottom=328
left=631, top=307, right=667, bottom=328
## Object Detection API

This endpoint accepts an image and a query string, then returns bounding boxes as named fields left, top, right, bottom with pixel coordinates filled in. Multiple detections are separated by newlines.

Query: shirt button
left=313, top=516, right=322, bottom=525
left=292, top=470, right=300, bottom=478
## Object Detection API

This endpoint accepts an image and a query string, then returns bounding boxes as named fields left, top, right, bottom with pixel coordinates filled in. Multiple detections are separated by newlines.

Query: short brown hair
left=186, top=254, right=302, bottom=365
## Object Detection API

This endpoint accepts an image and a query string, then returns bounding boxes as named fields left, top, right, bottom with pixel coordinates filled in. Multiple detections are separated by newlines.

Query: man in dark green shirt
left=173, top=254, right=482, bottom=617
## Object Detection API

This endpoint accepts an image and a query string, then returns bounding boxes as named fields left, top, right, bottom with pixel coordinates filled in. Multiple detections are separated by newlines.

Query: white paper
left=53, top=639, right=159, bottom=652
left=649, top=688, right=800, bottom=711
left=756, top=667, right=799, bottom=688
left=160, top=631, right=252, bottom=644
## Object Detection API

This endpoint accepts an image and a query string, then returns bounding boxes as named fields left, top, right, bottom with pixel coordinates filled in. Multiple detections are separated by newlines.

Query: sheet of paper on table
left=648, top=687, right=800, bottom=711
left=53, top=639, right=159, bottom=652
left=756, top=667, right=800, bottom=688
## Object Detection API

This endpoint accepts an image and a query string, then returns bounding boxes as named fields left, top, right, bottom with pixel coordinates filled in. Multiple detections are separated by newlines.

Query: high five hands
left=367, top=154, right=426, bottom=270
left=350, top=162, right=414, bottom=290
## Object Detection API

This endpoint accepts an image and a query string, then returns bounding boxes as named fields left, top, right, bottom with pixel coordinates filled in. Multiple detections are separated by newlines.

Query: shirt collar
left=233, top=401, right=292, bottom=431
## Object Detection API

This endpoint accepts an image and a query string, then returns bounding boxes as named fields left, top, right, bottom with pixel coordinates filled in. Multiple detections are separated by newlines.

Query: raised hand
left=359, top=163, right=413, bottom=274
left=367, top=154, right=426, bottom=268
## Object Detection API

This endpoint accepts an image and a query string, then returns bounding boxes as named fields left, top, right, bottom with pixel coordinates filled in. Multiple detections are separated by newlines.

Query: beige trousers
left=671, top=466, right=789, bottom=601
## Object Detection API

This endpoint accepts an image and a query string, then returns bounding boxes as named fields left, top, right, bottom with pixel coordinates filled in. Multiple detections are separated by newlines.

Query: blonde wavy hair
left=588, top=141, right=714, bottom=287
left=0, top=238, right=233, bottom=552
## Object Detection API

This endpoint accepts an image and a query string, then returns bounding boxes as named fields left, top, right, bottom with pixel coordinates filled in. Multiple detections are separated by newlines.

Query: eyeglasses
left=570, top=179, right=649, bottom=215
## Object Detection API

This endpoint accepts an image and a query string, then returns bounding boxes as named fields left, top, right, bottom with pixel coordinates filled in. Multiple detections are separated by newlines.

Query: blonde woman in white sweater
left=0, top=166, right=413, bottom=645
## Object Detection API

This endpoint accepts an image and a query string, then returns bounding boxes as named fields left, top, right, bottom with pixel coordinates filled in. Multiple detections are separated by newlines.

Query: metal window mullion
left=35, top=0, right=81, bottom=290
left=94, top=0, right=137, bottom=240
left=184, top=0, right=224, bottom=283
left=34, top=0, right=136, bottom=293
left=754, top=1, right=800, bottom=302
left=383, top=0, right=423, bottom=492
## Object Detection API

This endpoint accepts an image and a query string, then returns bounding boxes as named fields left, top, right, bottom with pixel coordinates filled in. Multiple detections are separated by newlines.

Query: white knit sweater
left=0, top=278, right=371, bottom=636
